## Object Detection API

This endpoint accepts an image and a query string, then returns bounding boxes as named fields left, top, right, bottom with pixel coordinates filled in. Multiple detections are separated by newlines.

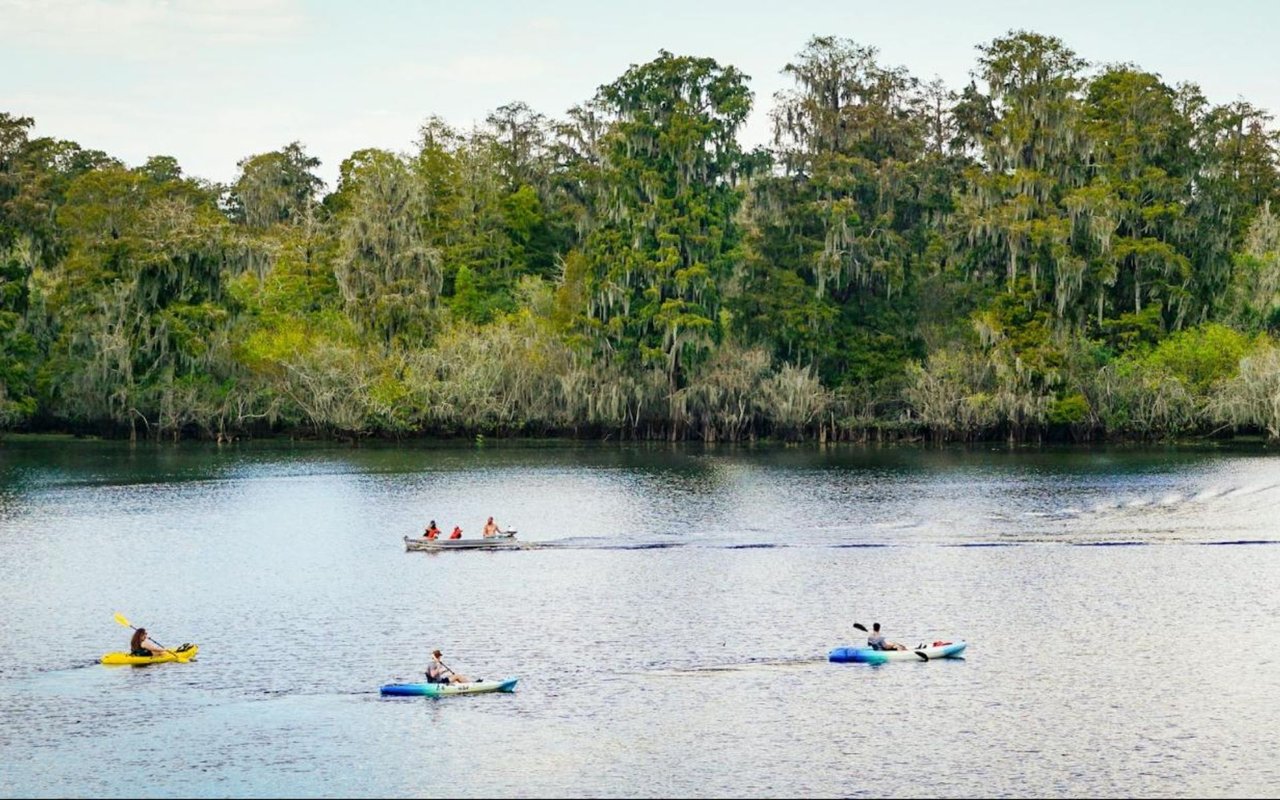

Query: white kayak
left=404, top=530, right=519, bottom=551
left=828, top=641, right=967, bottom=664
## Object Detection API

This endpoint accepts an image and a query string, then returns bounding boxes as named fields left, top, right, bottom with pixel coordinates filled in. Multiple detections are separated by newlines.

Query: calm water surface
left=1, top=440, right=1278, bottom=798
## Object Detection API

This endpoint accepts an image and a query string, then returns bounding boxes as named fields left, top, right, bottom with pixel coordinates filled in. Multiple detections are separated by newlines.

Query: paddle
left=853, top=622, right=929, bottom=661
left=113, top=612, right=173, bottom=656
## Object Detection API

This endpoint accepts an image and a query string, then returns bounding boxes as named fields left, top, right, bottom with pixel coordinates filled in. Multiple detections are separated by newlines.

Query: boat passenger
left=426, top=649, right=470, bottom=684
left=867, top=622, right=907, bottom=651
left=483, top=517, right=500, bottom=537
left=449, top=525, right=463, bottom=540
left=424, top=521, right=440, bottom=540
left=130, top=627, right=166, bottom=657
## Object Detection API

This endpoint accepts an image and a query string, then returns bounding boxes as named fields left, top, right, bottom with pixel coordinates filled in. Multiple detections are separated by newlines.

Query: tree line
left=2, top=31, right=1279, bottom=443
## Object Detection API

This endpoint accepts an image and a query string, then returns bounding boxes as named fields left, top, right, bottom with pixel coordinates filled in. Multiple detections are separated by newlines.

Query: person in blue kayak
left=867, top=622, right=907, bottom=651
left=130, top=627, right=167, bottom=657
left=426, top=650, right=471, bottom=684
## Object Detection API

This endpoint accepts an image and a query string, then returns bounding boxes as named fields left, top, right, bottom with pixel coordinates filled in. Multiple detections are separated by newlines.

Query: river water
left=1, top=440, right=1277, bottom=798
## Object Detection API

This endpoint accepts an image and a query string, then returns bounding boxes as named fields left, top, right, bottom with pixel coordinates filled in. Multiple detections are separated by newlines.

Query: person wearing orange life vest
left=449, top=525, right=463, bottom=540
left=424, top=520, right=441, bottom=540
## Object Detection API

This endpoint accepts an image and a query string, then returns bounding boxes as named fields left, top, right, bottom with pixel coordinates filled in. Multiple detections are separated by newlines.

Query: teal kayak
left=829, top=641, right=967, bottom=664
left=380, top=678, right=518, bottom=697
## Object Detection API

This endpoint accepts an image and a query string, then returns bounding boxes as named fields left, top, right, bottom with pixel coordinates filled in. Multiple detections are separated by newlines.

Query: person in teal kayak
left=130, top=627, right=167, bottom=657
left=426, top=650, right=471, bottom=684
left=867, top=622, right=907, bottom=651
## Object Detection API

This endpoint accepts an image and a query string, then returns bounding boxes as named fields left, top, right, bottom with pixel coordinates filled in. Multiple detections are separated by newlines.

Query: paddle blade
left=914, top=650, right=929, bottom=662
left=113, top=612, right=133, bottom=629
left=852, top=622, right=868, bottom=632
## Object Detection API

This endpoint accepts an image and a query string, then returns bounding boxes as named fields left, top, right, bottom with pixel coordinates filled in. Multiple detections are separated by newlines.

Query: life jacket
left=449, top=527, right=462, bottom=539
left=425, top=527, right=439, bottom=540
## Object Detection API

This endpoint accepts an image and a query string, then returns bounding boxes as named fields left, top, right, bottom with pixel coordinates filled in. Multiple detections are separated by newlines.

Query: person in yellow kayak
left=130, top=627, right=167, bottom=657
left=425, top=650, right=471, bottom=684
left=483, top=517, right=500, bottom=537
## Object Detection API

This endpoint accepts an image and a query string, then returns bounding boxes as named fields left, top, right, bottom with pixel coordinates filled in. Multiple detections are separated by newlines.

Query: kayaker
left=424, top=521, right=440, bottom=540
left=483, top=517, right=499, bottom=537
left=867, top=622, right=907, bottom=651
left=130, top=627, right=167, bottom=657
left=426, top=650, right=470, bottom=684
left=449, top=525, right=463, bottom=540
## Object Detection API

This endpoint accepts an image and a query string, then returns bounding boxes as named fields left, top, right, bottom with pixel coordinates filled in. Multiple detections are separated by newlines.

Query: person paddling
left=866, top=622, right=907, bottom=651
left=130, top=627, right=167, bottom=657
left=425, top=649, right=470, bottom=684
left=424, top=521, right=441, bottom=540
left=483, top=517, right=500, bottom=538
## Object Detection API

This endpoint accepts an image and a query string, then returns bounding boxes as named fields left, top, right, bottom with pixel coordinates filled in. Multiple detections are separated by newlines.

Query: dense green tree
left=228, top=142, right=324, bottom=229
left=961, top=31, right=1090, bottom=310
left=44, top=164, right=234, bottom=438
left=1076, top=66, right=1194, bottom=329
left=574, top=51, right=754, bottom=399
left=1224, top=204, right=1280, bottom=332
left=330, top=148, right=441, bottom=345
left=736, top=37, right=951, bottom=391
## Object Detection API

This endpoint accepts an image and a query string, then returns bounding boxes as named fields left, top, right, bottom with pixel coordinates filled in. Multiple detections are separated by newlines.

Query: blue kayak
left=380, top=678, right=518, bottom=697
left=829, top=641, right=967, bottom=664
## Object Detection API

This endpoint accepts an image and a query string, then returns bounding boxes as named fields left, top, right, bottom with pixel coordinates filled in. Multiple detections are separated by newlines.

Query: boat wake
left=491, top=482, right=1280, bottom=551
left=1054, top=481, right=1280, bottom=521
left=636, top=656, right=828, bottom=677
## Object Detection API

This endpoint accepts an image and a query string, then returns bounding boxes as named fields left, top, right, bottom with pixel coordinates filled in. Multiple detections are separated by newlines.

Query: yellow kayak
left=101, top=643, right=198, bottom=665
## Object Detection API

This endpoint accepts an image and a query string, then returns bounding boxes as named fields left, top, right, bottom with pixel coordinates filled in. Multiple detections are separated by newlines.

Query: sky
left=2, top=0, right=1276, bottom=188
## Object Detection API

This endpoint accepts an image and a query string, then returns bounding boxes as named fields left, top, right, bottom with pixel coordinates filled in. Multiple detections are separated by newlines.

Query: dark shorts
left=131, top=650, right=153, bottom=657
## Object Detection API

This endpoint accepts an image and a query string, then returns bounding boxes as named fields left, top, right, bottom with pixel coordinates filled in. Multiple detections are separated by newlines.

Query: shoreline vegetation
left=0, top=431, right=1271, bottom=452
left=2, top=31, right=1279, bottom=445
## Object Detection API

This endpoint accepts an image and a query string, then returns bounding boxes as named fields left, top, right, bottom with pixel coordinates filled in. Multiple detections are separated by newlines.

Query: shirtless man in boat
left=482, top=516, right=500, bottom=537
left=867, top=622, right=907, bottom=651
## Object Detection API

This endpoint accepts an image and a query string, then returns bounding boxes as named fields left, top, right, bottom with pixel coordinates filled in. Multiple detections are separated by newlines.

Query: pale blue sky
left=2, top=0, right=1275, bottom=187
